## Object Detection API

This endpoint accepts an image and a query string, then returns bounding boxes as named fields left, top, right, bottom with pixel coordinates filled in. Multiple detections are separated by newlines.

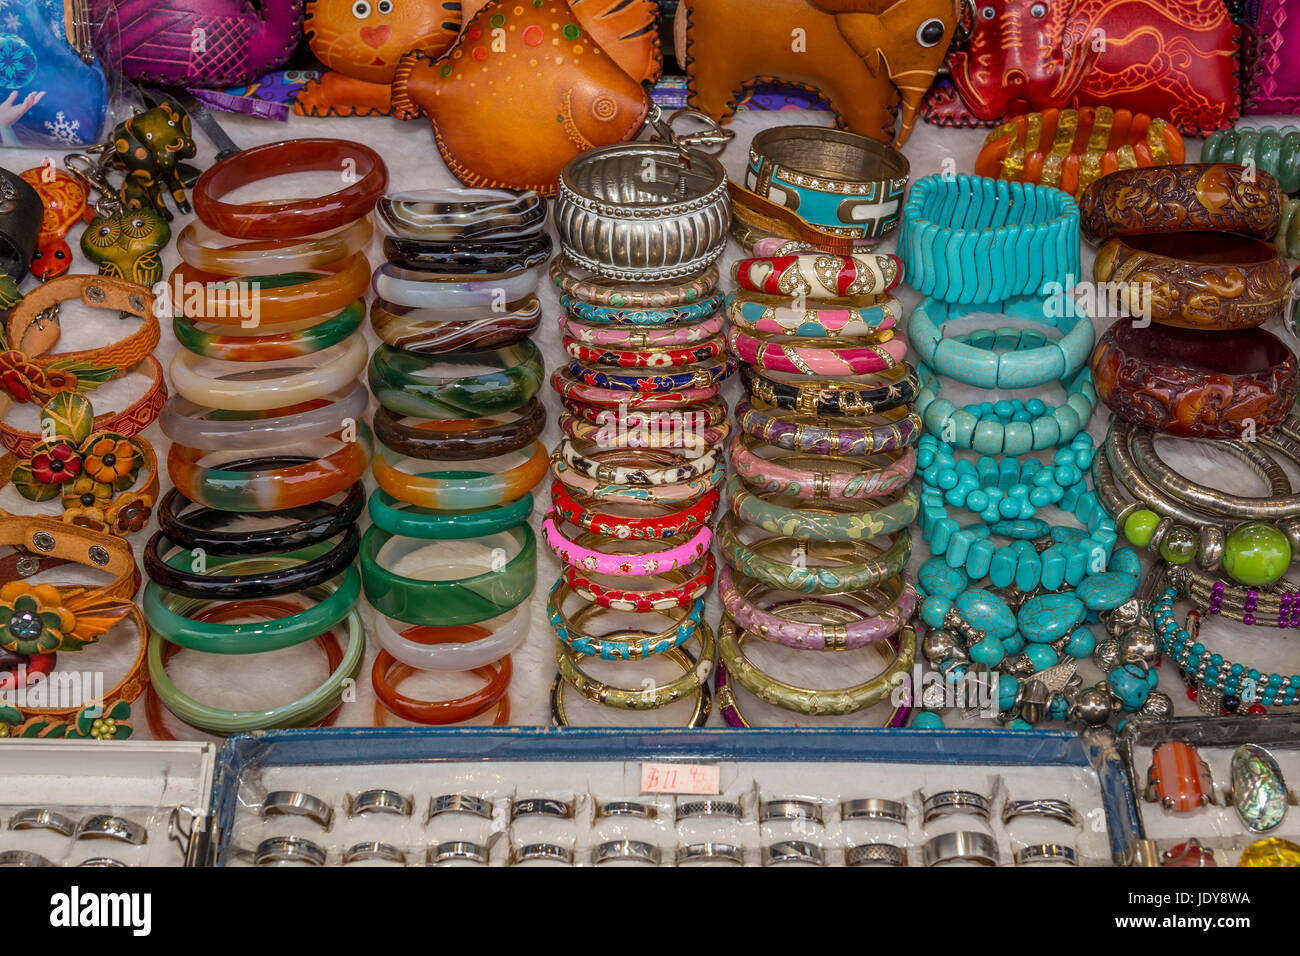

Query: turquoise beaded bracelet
left=367, top=488, right=533, bottom=540
left=898, top=174, right=1080, bottom=305
left=908, top=296, right=1094, bottom=390
left=915, top=363, right=1096, bottom=454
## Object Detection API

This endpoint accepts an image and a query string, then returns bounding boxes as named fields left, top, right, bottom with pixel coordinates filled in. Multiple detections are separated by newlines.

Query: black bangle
left=372, top=397, right=546, bottom=461
left=382, top=233, right=553, bottom=275
left=144, top=524, right=361, bottom=598
left=156, top=475, right=365, bottom=556
left=739, top=363, right=919, bottom=416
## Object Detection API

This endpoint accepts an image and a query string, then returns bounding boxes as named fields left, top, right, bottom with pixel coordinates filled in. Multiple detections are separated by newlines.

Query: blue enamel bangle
left=908, top=295, right=1094, bottom=390
left=915, top=363, right=1097, bottom=453
left=899, top=175, right=1080, bottom=305
left=565, top=357, right=736, bottom=392
left=548, top=579, right=704, bottom=661
left=367, top=488, right=533, bottom=540
left=561, top=292, right=724, bottom=326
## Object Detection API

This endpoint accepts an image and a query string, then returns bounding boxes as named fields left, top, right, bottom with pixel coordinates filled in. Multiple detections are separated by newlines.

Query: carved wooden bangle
left=1093, top=232, right=1292, bottom=331
left=1079, top=163, right=1283, bottom=244
left=1091, top=318, right=1300, bottom=439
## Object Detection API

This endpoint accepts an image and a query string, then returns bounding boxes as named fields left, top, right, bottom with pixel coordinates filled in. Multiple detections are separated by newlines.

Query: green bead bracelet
left=360, top=523, right=536, bottom=627
left=367, top=488, right=534, bottom=540
left=368, top=340, right=544, bottom=419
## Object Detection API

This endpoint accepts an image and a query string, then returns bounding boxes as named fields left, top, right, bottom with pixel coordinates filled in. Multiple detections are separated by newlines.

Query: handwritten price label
left=640, top=762, right=720, bottom=795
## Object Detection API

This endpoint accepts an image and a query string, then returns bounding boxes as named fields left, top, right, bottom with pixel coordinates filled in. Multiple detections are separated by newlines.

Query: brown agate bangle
left=1093, top=233, right=1292, bottom=331
left=369, top=297, right=541, bottom=353
left=373, top=399, right=545, bottom=461
left=1079, top=163, right=1283, bottom=244
left=1091, top=318, right=1299, bottom=439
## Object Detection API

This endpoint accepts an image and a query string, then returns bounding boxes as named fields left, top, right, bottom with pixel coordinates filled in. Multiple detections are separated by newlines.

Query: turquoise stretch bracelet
left=915, top=363, right=1096, bottom=453
left=898, top=174, right=1080, bottom=305
left=367, top=488, right=533, bottom=540
left=908, top=296, right=1094, bottom=390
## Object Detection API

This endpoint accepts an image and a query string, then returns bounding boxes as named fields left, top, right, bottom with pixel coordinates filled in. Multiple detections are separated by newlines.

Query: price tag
left=640, top=762, right=721, bottom=795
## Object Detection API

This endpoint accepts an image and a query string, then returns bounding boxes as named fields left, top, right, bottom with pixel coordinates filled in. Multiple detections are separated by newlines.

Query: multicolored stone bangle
left=176, top=218, right=374, bottom=275
left=367, top=487, right=532, bottom=541
left=168, top=255, right=372, bottom=326
left=726, top=476, right=919, bottom=544
left=373, top=399, right=545, bottom=461
left=369, top=340, right=544, bottom=419
left=172, top=300, right=365, bottom=361
left=370, top=297, right=542, bottom=354
left=157, top=483, right=364, bottom=556
left=159, top=382, right=370, bottom=452
left=382, top=232, right=552, bottom=276
left=371, top=441, right=549, bottom=510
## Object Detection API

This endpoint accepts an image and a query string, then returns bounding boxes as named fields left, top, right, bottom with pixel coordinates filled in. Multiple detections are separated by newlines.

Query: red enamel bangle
left=563, top=551, right=717, bottom=612
left=550, top=366, right=720, bottom=409
left=550, top=480, right=719, bottom=539
left=562, top=336, right=726, bottom=368
left=732, top=252, right=903, bottom=298
left=193, top=139, right=388, bottom=239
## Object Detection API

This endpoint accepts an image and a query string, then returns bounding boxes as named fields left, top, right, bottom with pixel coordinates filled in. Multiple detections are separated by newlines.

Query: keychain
left=62, top=151, right=169, bottom=288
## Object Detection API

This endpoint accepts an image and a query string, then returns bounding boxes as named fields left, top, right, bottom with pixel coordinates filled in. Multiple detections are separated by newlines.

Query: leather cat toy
left=677, top=0, right=960, bottom=144
left=392, top=0, right=654, bottom=195
left=293, top=0, right=462, bottom=116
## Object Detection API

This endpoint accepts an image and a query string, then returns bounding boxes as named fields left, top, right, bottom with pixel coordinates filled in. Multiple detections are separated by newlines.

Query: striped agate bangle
left=172, top=300, right=364, bottom=361
left=372, top=262, right=542, bottom=309
left=159, top=380, right=370, bottom=451
left=370, top=297, right=541, bottom=353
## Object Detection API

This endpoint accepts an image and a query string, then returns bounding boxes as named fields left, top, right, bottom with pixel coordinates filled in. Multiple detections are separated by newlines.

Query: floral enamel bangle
left=168, top=434, right=373, bottom=513
left=735, top=400, right=921, bottom=457
left=563, top=336, right=725, bottom=369
left=559, top=411, right=731, bottom=453
left=371, top=262, right=542, bottom=310
left=542, top=513, right=712, bottom=577
left=550, top=480, right=718, bottom=539
left=367, top=487, right=533, bottom=540
left=551, top=454, right=725, bottom=505
left=732, top=252, right=902, bottom=299
left=550, top=653, right=710, bottom=727
left=559, top=312, right=725, bottom=348
left=176, top=218, right=373, bottom=275
left=172, top=300, right=364, bottom=361
left=728, top=433, right=916, bottom=502
left=157, top=483, right=364, bottom=556
left=369, top=340, right=544, bottom=420
left=562, top=292, right=725, bottom=327
left=370, top=297, right=541, bottom=353
left=550, top=581, right=704, bottom=661
left=727, top=327, right=905, bottom=376
left=727, top=476, right=919, bottom=544
left=378, top=188, right=546, bottom=242
left=556, top=439, right=722, bottom=486
left=554, top=622, right=716, bottom=711
left=373, top=399, right=545, bottom=462
left=563, top=550, right=717, bottom=612
left=383, top=233, right=553, bottom=275
left=549, top=258, right=719, bottom=308
left=565, top=357, right=736, bottom=393
left=361, top=524, right=536, bottom=627
left=549, top=366, right=720, bottom=409
left=145, top=532, right=359, bottom=600
left=159, top=381, right=369, bottom=452
left=739, top=362, right=918, bottom=417
left=168, top=255, right=371, bottom=326
left=372, top=442, right=549, bottom=510
left=170, top=332, right=368, bottom=412
left=193, top=139, right=387, bottom=239
left=725, top=291, right=901, bottom=338
left=562, top=396, right=728, bottom=430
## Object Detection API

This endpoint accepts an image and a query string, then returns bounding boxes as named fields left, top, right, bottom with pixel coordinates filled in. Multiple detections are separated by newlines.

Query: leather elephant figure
left=676, top=0, right=960, bottom=144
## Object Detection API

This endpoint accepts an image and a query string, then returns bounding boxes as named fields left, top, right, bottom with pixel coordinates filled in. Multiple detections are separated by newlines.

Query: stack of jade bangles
left=544, top=143, right=734, bottom=727
left=364, top=188, right=551, bottom=726
left=901, top=173, right=1154, bottom=733
left=1203, top=123, right=1300, bottom=261
left=146, top=138, right=384, bottom=735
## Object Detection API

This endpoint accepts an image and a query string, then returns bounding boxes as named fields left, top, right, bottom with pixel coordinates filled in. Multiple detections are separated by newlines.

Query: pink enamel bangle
left=727, top=326, right=907, bottom=375
left=725, top=291, right=902, bottom=338
left=732, top=252, right=903, bottom=299
left=542, top=513, right=713, bottom=577
left=559, top=312, right=725, bottom=348
left=560, top=412, right=732, bottom=451
left=551, top=456, right=725, bottom=504
left=726, top=432, right=916, bottom=502
left=718, top=564, right=916, bottom=651
left=549, top=367, right=720, bottom=409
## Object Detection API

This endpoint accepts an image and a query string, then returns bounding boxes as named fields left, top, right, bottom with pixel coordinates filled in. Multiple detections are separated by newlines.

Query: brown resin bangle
left=1091, top=318, right=1299, bottom=439
left=1079, top=163, right=1283, bottom=244
left=369, top=297, right=542, bottom=353
left=372, top=398, right=545, bottom=461
left=1093, top=233, right=1291, bottom=331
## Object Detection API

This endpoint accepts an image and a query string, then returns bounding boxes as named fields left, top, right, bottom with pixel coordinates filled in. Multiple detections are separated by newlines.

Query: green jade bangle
left=727, top=475, right=918, bottom=543
left=369, top=340, right=544, bottom=419
left=172, top=299, right=365, bottom=361
left=147, top=596, right=365, bottom=735
left=367, top=488, right=533, bottom=539
left=144, top=550, right=361, bottom=654
left=360, top=523, right=536, bottom=627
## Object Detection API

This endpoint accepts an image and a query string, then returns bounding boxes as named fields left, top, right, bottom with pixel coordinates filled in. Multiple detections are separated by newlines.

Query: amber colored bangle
left=1092, top=232, right=1291, bottom=331
left=167, top=254, right=371, bottom=326
left=550, top=480, right=718, bottom=539
left=372, top=648, right=511, bottom=724
left=372, top=441, right=550, bottom=510
left=176, top=218, right=374, bottom=275
left=192, top=139, right=388, bottom=239
left=374, top=660, right=510, bottom=725
left=372, top=399, right=546, bottom=462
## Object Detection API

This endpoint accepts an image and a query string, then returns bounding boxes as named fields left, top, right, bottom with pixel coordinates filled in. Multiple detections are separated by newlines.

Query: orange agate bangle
left=372, top=647, right=512, bottom=725
left=176, top=218, right=373, bottom=276
left=371, top=441, right=549, bottom=510
left=976, top=107, right=1185, bottom=198
left=166, top=253, right=370, bottom=327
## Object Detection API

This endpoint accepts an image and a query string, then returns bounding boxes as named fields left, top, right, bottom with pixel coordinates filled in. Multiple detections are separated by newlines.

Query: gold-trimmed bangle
left=554, top=620, right=715, bottom=710
left=549, top=646, right=711, bottom=727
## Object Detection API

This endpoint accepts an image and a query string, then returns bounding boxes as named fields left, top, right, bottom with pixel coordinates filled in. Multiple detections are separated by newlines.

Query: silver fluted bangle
left=555, top=143, right=730, bottom=283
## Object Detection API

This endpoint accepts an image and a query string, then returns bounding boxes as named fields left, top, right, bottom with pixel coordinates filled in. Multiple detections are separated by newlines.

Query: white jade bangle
left=371, top=263, right=542, bottom=309
left=159, top=380, right=370, bottom=450
left=370, top=604, right=530, bottom=671
left=177, top=219, right=373, bottom=276
left=168, top=332, right=369, bottom=411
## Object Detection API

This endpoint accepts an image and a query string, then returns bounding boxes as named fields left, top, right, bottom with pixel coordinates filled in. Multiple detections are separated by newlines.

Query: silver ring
left=922, top=790, right=991, bottom=823
left=922, top=831, right=999, bottom=867
left=596, top=800, right=656, bottom=819
left=676, top=842, right=744, bottom=865
left=511, top=843, right=573, bottom=865
left=677, top=799, right=742, bottom=821
left=74, top=814, right=147, bottom=845
left=429, top=841, right=490, bottom=866
left=343, top=842, right=407, bottom=865
left=592, top=840, right=661, bottom=866
left=78, top=858, right=128, bottom=867
left=261, top=791, right=333, bottom=829
left=254, top=836, right=327, bottom=866
left=764, top=841, right=825, bottom=866
left=1001, top=798, right=1080, bottom=828
left=429, top=793, right=493, bottom=820
left=846, top=843, right=907, bottom=867
left=348, top=789, right=413, bottom=818
left=9, top=808, right=76, bottom=835
left=841, top=798, right=908, bottom=826
left=759, top=799, right=823, bottom=825
left=510, top=797, right=572, bottom=821
left=0, top=850, right=53, bottom=866
left=1016, top=843, right=1078, bottom=866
